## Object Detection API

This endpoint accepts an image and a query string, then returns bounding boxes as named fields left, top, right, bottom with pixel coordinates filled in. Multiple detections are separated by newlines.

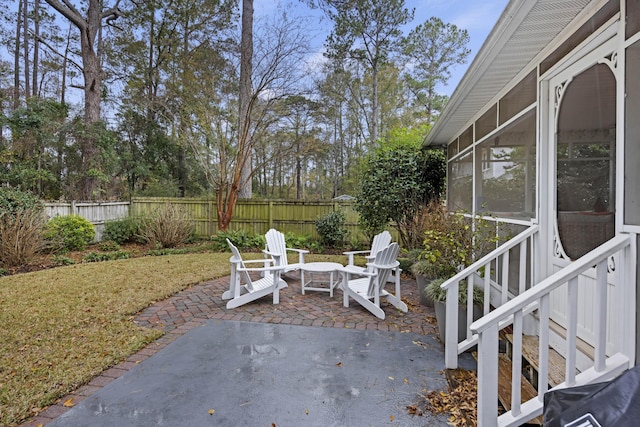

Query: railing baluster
left=537, top=293, right=550, bottom=398
left=519, top=240, right=527, bottom=295
left=467, top=276, right=474, bottom=340
left=502, top=250, right=510, bottom=305
left=512, top=311, right=523, bottom=416
left=444, top=280, right=459, bottom=369
left=477, top=324, right=499, bottom=427
left=566, top=277, right=578, bottom=386
left=484, top=261, right=491, bottom=314
left=594, top=259, right=608, bottom=372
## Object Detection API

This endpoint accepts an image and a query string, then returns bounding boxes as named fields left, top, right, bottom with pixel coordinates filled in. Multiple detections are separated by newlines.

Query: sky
left=255, top=0, right=510, bottom=96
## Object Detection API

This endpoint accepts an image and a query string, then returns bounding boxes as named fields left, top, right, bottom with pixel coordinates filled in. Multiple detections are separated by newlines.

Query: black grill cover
left=543, top=365, right=640, bottom=427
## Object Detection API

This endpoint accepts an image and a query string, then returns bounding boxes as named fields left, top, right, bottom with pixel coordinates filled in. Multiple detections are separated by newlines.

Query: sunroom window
left=448, top=150, right=473, bottom=212
left=476, top=110, right=536, bottom=218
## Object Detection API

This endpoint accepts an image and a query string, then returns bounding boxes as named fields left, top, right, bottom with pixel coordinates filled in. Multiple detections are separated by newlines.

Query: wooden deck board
left=497, top=354, right=543, bottom=425
left=505, top=334, right=573, bottom=388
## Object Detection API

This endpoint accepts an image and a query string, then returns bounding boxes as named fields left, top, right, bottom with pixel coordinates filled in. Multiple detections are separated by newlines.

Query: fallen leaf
left=420, top=369, right=478, bottom=427
left=305, top=409, right=309, bottom=415
left=412, top=340, right=430, bottom=349
left=388, top=376, right=394, bottom=380
left=63, top=398, right=75, bottom=407
left=406, top=404, right=423, bottom=416
left=404, top=378, right=409, bottom=384
left=390, top=415, right=395, bottom=421
left=336, top=362, right=342, bottom=367
left=208, top=409, right=215, bottom=415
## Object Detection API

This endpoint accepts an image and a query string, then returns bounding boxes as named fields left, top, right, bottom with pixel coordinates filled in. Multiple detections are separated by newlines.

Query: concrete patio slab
left=49, top=319, right=450, bottom=427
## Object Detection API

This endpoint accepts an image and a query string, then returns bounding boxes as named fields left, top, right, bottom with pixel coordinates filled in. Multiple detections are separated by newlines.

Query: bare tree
left=196, top=6, right=311, bottom=230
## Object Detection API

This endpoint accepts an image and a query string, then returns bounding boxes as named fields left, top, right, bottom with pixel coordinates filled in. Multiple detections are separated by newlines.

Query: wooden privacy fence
left=44, top=201, right=130, bottom=242
left=43, top=198, right=362, bottom=241
left=130, top=197, right=360, bottom=239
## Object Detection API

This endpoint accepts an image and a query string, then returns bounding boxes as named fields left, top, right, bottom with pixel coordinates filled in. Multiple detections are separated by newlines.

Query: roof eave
left=425, top=0, right=536, bottom=146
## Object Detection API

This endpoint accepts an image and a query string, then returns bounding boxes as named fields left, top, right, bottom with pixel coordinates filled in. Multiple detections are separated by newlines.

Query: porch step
left=505, top=334, right=574, bottom=388
left=471, top=352, right=543, bottom=425
left=497, top=354, right=543, bottom=425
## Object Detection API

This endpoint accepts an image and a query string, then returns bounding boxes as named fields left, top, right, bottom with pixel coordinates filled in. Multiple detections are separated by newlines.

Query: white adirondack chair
left=339, top=242, right=408, bottom=320
left=222, top=239, right=288, bottom=309
left=343, top=230, right=392, bottom=273
left=264, top=228, right=308, bottom=281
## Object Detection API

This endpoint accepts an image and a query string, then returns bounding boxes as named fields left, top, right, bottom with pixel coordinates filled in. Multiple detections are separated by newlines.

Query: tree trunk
left=79, top=32, right=101, bottom=199
left=32, top=0, right=40, bottom=98
left=295, top=129, right=302, bottom=199
left=23, top=0, right=30, bottom=100
left=13, top=0, right=22, bottom=110
left=147, top=1, right=155, bottom=120
left=61, top=25, right=71, bottom=105
left=371, top=64, right=378, bottom=147
left=237, top=0, right=253, bottom=199
left=79, top=28, right=101, bottom=124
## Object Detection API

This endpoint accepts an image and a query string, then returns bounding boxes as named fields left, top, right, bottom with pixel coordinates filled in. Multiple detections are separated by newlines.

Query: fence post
left=269, top=201, right=274, bottom=229
left=208, top=199, right=214, bottom=236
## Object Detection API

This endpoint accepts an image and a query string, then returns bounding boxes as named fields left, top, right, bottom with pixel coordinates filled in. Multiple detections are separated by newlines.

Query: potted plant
left=410, top=259, right=434, bottom=306
left=426, top=278, right=484, bottom=343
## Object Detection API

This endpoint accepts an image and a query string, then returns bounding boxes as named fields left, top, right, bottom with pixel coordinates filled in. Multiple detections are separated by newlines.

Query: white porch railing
left=471, top=234, right=636, bottom=427
left=442, top=225, right=540, bottom=369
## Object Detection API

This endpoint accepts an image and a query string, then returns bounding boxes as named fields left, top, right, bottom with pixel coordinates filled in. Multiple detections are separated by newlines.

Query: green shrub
left=283, top=232, right=316, bottom=251
left=0, top=268, right=7, bottom=276
left=82, top=250, right=130, bottom=263
left=99, top=240, right=121, bottom=252
left=398, top=257, right=413, bottom=274
left=44, top=215, right=95, bottom=252
left=102, top=217, right=140, bottom=244
left=419, top=199, right=500, bottom=279
left=410, top=259, right=432, bottom=277
left=315, top=210, right=347, bottom=248
left=0, top=187, right=43, bottom=216
left=139, top=203, right=193, bottom=248
left=146, top=248, right=190, bottom=256
left=52, top=255, right=75, bottom=266
left=211, top=230, right=265, bottom=251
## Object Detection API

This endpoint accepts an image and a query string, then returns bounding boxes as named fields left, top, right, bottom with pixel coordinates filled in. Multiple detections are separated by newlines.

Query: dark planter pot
left=416, top=274, right=434, bottom=306
left=434, top=300, right=483, bottom=343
